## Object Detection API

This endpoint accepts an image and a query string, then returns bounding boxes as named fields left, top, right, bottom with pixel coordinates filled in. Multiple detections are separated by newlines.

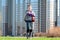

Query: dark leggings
left=26, top=22, right=33, bottom=38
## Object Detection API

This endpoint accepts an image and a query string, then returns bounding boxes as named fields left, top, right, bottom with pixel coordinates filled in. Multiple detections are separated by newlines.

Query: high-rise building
left=0, top=0, right=60, bottom=36
left=0, top=0, right=2, bottom=36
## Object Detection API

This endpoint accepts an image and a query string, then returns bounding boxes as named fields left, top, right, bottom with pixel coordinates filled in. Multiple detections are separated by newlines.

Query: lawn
left=0, top=37, right=60, bottom=40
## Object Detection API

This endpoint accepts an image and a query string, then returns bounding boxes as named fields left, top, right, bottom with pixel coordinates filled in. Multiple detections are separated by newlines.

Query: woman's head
left=27, top=4, right=32, bottom=11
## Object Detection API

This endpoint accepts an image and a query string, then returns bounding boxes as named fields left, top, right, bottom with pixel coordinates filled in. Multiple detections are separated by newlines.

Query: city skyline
left=0, top=0, right=60, bottom=36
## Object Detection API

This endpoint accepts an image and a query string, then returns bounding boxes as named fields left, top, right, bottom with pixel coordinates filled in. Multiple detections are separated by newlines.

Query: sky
left=0, top=0, right=2, bottom=11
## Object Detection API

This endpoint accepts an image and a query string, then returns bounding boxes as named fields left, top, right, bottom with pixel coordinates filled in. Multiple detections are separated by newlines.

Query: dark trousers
left=26, top=22, right=33, bottom=39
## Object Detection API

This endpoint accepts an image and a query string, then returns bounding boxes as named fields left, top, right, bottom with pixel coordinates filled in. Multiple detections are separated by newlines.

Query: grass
left=0, top=36, right=60, bottom=40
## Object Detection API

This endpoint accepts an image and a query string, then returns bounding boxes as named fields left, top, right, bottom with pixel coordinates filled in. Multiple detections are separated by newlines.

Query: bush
left=47, top=27, right=60, bottom=37
left=34, top=27, right=60, bottom=37
left=34, top=32, right=47, bottom=37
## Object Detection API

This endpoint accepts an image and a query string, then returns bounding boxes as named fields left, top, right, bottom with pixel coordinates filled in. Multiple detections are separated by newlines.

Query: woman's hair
left=27, top=4, right=32, bottom=10
left=27, top=4, right=31, bottom=7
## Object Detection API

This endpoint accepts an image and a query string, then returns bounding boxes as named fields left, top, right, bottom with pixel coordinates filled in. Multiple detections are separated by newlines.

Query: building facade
left=0, top=0, right=60, bottom=36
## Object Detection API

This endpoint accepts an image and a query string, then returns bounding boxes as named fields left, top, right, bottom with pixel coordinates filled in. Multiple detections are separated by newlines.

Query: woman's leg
left=26, top=22, right=29, bottom=39
left=29, top=22, right=33, bottom=37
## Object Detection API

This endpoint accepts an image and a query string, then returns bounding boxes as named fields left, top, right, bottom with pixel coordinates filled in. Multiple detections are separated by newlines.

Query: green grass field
left=0, top=37, right=60, bottom=40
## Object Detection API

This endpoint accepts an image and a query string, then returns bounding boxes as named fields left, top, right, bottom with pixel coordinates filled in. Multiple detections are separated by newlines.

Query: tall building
left=0, top=0, right=60, bottom=36
left=2, top=0, right=16, bottom=36
left=0, top=0, right=2, bottom=35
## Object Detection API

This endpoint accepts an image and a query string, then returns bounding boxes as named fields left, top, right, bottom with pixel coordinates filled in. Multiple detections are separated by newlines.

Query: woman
left=24, top=4, right=35, bottom=39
